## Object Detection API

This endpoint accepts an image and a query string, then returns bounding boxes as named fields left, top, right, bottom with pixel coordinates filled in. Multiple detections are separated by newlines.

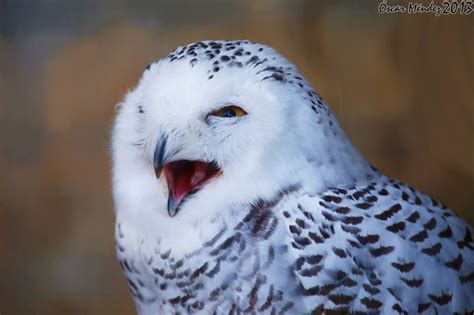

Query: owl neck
left=261, top=121, right=376, bottom=196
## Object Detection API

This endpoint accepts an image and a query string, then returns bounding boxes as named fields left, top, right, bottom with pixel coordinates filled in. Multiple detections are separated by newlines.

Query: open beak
left=153, top=135, right=221, bottom=217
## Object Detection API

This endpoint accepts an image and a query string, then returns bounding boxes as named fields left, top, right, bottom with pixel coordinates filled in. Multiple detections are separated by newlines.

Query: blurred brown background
left=0, top=1, right=472, bottom=314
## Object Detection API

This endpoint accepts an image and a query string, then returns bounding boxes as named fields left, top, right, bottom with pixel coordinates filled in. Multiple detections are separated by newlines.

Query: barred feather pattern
left=116, top=175, right=474, bottom=314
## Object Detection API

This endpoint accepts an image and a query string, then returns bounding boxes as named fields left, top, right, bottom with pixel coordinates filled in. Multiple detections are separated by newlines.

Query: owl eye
left=211, top=105, right=247, bottom=118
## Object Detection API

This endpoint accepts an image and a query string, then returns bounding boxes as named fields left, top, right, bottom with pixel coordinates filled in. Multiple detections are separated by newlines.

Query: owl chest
left=138, top=228, right=301, bottom=312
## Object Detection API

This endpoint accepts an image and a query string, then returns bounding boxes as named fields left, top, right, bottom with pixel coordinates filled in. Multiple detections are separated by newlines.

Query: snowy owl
left=111, top=40, right=473, bottom=314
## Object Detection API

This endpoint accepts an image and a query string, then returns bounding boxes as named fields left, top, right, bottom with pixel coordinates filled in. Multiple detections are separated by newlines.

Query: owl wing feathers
left=280, top=177, right=474, bottom=314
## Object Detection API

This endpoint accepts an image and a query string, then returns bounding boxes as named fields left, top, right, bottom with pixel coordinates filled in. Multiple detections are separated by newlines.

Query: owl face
left=131, top=57, right=296, bottom=217
left=112, top=41, right=367, bottom=229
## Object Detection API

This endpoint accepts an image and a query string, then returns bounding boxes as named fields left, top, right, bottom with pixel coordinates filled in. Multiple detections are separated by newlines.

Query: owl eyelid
left=209, top=105, right=247, bottom=119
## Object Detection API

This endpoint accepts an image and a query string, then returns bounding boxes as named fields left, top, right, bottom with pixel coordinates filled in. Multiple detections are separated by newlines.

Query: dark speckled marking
left=361, top=297, right=382, bottom=309
left=386, top=221, right=406, bottom=233
left=407, top=211, right=420, bottom=223
left=439, top=225, right=453, bottom=238
left=428, top=293, right=452, bottom=305
left=409, top=230, right=428, bottom=243
left=375, top=204, right=401, bottom=221
left=421, top=243, right=441, bottom=256
left=369, top=246, right=394, bottom=257
left=391, top=261, right=415, bottom=273
left=401, top=277, right=423, bottom=288
left=445, top=254, right=463, bottom=270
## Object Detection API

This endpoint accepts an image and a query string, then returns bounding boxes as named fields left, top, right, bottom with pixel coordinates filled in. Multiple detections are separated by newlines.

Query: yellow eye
left=211, top=105, right=247, bottom=118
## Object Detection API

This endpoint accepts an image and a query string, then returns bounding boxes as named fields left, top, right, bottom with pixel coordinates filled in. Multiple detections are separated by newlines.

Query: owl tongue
left=163, top=160, right=221, bottom=216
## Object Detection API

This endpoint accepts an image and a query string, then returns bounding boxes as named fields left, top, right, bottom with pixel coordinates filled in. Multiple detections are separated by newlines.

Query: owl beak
left=153, top=135, right=180, bottom=216
left=153, top=135, right=168, bottom=179
left=153, top=134, right=222, bottom=218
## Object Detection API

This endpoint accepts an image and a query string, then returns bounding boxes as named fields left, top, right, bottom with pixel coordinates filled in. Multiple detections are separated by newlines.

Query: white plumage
left=111, top=40, right=473, bottom=314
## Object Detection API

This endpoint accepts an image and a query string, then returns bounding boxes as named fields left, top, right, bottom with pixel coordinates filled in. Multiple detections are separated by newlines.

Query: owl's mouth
left=162, top=160, right=222, bottom=217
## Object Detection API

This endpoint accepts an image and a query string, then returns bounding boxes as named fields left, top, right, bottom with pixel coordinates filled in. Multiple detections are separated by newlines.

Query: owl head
left=111, top=40, right=370, bottom=234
